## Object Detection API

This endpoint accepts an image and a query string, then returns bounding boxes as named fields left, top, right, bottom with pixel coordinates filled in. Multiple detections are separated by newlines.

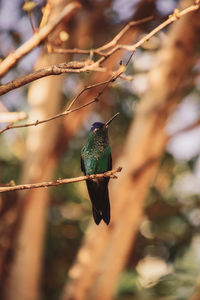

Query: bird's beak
left=104, top=112, right=120, bottom=128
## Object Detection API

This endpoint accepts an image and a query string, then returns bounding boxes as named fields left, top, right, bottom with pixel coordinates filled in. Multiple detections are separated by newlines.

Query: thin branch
left=0, top=60, right=106, bottom=96
left=47, top=16, right=153, bottom=55
left=45, top=5, right=200, bottom=65
left=92, top=4, right=200, bottom=63
left=96, top=16, right=153, bottom=52
left=0, top=167, right=122, bottom=193
left=47, top=45, right=107, bottom=57
left=0, top=100, right=97, bottom=134
left=90, top=3, right=200, bottom=72
left=66, top=79, right=111, bottom=111
left=98, top=4, right=200, bottom=61
left=0, top=67, right=124, bottom=134
left=28, top=11, right=37, bottom=34
left=0, top=3, right=199, bottom=135
left=0, top=2, right=81, bottom=78
left=1, top=3, right=199, bottom=97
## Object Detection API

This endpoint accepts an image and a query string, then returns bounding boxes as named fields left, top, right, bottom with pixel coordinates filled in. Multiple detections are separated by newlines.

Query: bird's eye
left=94, top=128, right=98, bottom=133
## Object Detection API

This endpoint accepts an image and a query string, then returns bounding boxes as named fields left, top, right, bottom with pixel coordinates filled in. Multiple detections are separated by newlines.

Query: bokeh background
left=0, top=0, right=200, bottom=300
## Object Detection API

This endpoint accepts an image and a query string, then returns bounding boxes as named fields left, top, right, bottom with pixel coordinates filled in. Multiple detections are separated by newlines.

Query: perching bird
left=81, top=113, right=119, bottom=225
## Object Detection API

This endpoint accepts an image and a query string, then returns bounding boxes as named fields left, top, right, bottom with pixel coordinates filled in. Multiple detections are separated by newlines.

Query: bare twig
left=0, top=100, right=96, bottom=134
left=1, top=3, right=199, bottom=97
left=0, top=60, right=106, bottom=96
left=0, top=2, right=81, bottom=78
left=0, top=82, right=107, bottom=133
left=0, top=67, right=123, bottom=134
left=98, top=4, right=200, bottom=62
left=28, top=11, right=37, bottom=33
left=47, top=45, right=107, bottom=57
left=0, top=167, right=122, bottom=193
left=0, top=3, right=199, bottom=135
left=47, top=16, right=153, bottom=55
left=48, top=5, right=200, bottom=67
left=66, top=79, right=111, bottom=111
left=96, top=16, right=153, bottom=52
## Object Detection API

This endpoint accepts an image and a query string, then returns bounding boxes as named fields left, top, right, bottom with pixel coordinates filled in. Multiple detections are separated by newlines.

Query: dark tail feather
left=92, top=205, right=110, bottom=225
left=102, top=212, right=110, bottom=225
left=101, top=191, right=110, bottom=225
left=86, top=178, right=111, bottom=225
left=92, top=206, right=102, bottom=225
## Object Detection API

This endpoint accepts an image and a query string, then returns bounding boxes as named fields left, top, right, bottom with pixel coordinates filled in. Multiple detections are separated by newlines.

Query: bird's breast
left=83, top=148, right=110, bottom=175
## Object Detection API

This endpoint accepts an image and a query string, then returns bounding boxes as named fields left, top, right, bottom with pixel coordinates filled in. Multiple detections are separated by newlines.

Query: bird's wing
left=108, top=152, right=112, bottom=171
left=86, top=153, right=112, bottom=225
left=81, top=154, right=86, bottom=174
left=81, top=151, right=112, bottom=225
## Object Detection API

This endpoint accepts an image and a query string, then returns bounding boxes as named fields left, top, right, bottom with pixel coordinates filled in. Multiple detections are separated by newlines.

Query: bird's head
left=88, top=113, right=119, bottom=144
left=90, top=112, right=120, bottom=134
left=91, top=122, right=105, bottom=133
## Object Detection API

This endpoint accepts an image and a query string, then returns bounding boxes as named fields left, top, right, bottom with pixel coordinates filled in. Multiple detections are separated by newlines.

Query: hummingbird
left=81, top=112, right=119, bottom=225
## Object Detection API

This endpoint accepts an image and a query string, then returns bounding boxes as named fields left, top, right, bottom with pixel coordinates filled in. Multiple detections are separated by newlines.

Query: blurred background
left=0, top=0, right=200, bottom=300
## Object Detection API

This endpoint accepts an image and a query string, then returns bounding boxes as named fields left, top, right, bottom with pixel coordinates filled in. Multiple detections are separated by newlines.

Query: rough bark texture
left=62, top=1, right=200, bottom=300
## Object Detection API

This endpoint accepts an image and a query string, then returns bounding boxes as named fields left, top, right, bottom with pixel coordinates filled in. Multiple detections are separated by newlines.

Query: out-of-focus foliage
left=0, top=0, right=200, bottom=300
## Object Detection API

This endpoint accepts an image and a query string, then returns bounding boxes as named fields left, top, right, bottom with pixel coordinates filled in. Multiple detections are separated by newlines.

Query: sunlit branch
left=97, top=4, right=200, bottom=61
left=0, top=167, right=122, bottom=193
left=0, top=2, right=81, bottom=78
left=66, top=79, right=111, bottom=111
left=47, top=4, right=200, bottom=63
left=47, top=45, right=107, bottom=57
left=0, top=67, right=123, bottom=134
left=0, top=100, right=97, bottom=134
left=0, top=3, right=199, bottom=97
left=48, top=16, right=153, bottom=55
left=28, top=11, right=37, bottom=33
left=0, top=3, right=199, bottom=135
left=0, top=60, right=106, bottom=96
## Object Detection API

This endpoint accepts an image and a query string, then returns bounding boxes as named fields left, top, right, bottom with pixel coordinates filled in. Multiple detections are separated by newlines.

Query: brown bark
left=62, top=1, right=200, bottom=300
